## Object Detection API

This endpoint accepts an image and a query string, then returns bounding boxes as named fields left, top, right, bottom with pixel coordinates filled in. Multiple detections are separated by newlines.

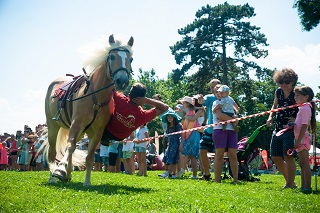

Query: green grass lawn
left=0, top=170, right=319, bottom=212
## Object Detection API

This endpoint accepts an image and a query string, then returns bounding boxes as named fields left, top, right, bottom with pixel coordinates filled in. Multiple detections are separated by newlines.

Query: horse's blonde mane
left=80, top=36, right=133, bottom=72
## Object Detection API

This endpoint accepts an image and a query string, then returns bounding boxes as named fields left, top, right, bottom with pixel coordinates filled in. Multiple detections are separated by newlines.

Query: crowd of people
left=0, top=124, right=47, bottom=172
left=0, top=68, right=316, bottom=194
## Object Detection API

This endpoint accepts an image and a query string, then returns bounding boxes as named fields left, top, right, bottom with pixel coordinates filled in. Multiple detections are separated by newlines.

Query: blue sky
left=1, top=0, right=319, bottom=134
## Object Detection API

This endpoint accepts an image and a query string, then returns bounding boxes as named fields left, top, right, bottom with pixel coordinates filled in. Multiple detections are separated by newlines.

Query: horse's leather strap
left=82, top=88, right=113, bottom=132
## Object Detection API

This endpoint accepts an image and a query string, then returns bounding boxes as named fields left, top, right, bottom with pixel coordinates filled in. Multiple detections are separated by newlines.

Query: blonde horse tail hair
left=35, top=127, right=49, bottom=162
left=55, top=128, right=87, bottom=167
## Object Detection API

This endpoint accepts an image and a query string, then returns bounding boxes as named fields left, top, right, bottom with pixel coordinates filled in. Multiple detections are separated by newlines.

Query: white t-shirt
left=135, top=126, right=148, bottom=148
left=122, top=141, right=134, bottom=152
left=100, top=144, right=109, bottom=157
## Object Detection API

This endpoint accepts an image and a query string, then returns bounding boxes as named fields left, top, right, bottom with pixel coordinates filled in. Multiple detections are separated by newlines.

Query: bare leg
left=228, top=148, right=238, bottom=183
left=284, top=155, right=296, bottom=187
left=131, top=153, right=135, bottom=174
left=168, top=164, right=174, bottom=175
left=190, top=156, right=198, bottom=177
left=200, top=149, right=210, bottom=176
left=214, top=148, right=225, bottom=182
left=271, top=156, right=288, bottom=181
left=298, top=150, right=311, bottom=189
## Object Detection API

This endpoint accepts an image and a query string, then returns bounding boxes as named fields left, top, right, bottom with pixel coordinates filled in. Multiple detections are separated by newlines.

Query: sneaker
left=158, top=171, right=168, bottom=177
left=190, top=176, right=199, bottom=179
left=283, top=182, right=297, bottom=189
left=169, top=175, right=176, bottom=179
left=199, top=174, right=212, bottom=181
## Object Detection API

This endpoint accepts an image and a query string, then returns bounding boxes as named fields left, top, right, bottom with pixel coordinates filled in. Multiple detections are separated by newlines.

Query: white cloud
left=256, top=44, right=320, bottom=93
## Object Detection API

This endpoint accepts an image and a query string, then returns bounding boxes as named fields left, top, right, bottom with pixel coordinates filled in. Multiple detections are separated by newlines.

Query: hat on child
left=217, top=85, right=230, bottom=92
left=180, top=96, right=193, bottom=105
left=161, top=111, right=182, bottom=123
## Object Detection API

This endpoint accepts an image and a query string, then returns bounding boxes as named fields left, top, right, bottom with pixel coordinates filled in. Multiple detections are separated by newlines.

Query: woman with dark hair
left=266, top=68, right=299, bottom=189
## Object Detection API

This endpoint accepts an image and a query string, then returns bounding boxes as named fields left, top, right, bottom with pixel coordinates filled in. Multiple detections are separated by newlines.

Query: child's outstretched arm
left=233, top=102, right=240, bottom=114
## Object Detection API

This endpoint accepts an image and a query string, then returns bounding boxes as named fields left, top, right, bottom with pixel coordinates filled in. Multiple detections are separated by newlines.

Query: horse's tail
left=35, top=128, right=49, bottom=162
left=55, top=128, right=87, bottom=167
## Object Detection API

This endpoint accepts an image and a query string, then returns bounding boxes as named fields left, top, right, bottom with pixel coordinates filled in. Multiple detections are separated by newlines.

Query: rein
left=66, top=80, right=115, bottom=102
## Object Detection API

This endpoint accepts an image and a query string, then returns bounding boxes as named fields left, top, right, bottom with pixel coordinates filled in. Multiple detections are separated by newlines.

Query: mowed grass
left=0, top=170, right=319, bottom=212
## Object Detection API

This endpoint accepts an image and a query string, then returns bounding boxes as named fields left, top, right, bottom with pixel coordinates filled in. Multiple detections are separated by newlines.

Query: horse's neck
left=90, top=64, right=114, bottom=97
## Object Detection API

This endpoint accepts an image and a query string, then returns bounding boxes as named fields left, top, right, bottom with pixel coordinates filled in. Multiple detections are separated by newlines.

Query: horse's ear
left=109, top=34, right=115, bottom=44
left=127, top=36, right=134, bottom=47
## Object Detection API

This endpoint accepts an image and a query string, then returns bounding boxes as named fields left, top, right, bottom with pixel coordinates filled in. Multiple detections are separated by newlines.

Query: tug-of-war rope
left=138, top=100, right=320, bottom=142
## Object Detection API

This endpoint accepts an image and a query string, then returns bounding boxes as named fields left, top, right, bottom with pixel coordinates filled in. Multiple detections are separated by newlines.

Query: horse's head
left=107, top=35, right=134, bottom=90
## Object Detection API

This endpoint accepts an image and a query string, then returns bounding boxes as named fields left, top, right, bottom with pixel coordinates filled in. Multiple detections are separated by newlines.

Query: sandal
left=199, top=174, right=212, bottom=181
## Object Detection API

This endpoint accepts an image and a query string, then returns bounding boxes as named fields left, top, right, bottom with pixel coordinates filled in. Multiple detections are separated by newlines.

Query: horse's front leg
left=65, top=127, right=82, bottom=181
left=84, top=137, right=101, bottom=186
left=47, top=126, right=59, bottom=184
left=55, top=125, right=82, bottom=182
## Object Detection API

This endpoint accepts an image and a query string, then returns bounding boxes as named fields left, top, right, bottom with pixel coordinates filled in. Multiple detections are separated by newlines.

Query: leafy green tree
left=134, top=69, right=189, bottom=152
left=170, top=2, right=268, bottom=85
left=294, top=0, right=320, bottom=31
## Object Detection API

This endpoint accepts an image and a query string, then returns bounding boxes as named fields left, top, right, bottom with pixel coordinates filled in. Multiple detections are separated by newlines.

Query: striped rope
left=137, top=100, right=320, bottom=142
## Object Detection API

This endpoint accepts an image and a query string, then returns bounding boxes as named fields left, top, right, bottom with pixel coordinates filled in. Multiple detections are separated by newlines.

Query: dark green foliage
left=170, top=2, right=268, bottom=85
left=294, top=0, right=320, bottom=31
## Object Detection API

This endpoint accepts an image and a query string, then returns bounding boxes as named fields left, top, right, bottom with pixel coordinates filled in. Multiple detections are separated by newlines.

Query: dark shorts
left=200, top=129, right=215, bottom=152
left=94, top=154, right=102, bottom=163
left=213, top=129, right=238, bottom=149
left=270, top=130, right=295, bottom=157
left=11, top=151, right=18, bottom=156
left=109, top=152, right=118, bottom=166
left=118, top=144, right=123, bottom=158
left=101, top=156, right=109, bottom=166
left=101, top=129, right=123, bottom=146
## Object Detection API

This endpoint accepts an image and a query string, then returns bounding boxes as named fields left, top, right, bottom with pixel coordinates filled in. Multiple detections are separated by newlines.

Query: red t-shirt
left=106, top=91, right=156, bottom=139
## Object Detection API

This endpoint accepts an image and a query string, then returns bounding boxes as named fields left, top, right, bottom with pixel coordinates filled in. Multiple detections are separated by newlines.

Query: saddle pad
left=53, top=75, right=85, bottom=101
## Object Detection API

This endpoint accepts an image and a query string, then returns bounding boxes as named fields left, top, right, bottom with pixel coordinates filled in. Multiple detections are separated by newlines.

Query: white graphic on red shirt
left=116, top=112, right=136, bottom=129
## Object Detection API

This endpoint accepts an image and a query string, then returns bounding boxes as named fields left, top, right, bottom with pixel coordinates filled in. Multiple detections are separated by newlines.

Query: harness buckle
left=93, top=103, right=102, bottom=111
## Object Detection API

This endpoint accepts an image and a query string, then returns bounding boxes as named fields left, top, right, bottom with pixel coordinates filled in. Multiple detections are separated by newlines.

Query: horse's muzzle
left=114, top=73, right=129, bottom=90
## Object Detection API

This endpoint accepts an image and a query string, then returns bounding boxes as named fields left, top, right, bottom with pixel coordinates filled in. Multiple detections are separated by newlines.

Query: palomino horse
left=45, top=34, right=133, bottom=186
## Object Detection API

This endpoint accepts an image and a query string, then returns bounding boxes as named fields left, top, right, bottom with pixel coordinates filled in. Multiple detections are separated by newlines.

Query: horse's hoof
left=83, top=182, right=92, bottom=187
left=52, top=169, right=68, bottom=182
left=65, top=175, right=72, bottom=182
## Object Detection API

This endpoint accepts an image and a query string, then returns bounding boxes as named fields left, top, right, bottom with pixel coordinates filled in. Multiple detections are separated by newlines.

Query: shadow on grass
left=43, top=182, right=152, bottom=195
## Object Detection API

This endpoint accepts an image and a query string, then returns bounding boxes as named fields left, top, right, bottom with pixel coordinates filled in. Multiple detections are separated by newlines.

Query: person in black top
left=266, top=68, right=298, bottom=189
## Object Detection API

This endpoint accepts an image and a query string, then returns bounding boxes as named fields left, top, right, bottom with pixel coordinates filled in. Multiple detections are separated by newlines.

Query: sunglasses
left=278, top=80, right=291, bottom=85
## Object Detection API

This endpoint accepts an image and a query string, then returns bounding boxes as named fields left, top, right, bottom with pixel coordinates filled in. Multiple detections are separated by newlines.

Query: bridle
left=107, top=48, right=133, bottom=80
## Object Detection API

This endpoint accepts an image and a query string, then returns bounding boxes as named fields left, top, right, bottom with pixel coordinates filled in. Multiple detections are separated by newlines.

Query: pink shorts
left=295, top=134, right=311, bottom=153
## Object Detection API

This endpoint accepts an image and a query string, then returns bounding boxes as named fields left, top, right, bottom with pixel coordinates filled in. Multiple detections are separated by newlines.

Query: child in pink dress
left=0, top=141, right=9, bottom=170
left=293, top=86, right=316, bottom=194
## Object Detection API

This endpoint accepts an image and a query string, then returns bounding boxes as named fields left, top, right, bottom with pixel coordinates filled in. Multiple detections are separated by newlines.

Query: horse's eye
left=130, top=58, right=133, bottom=63
left=110, top=55, right=116, bottom=60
